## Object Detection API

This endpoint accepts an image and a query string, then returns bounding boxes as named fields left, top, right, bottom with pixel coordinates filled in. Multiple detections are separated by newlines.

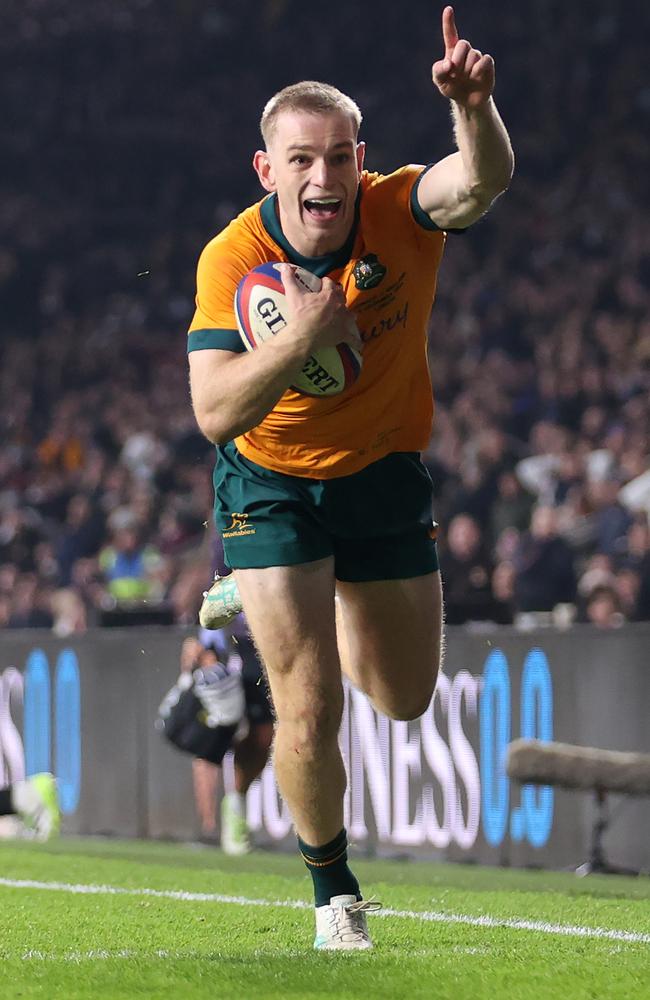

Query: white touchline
left=1, top=878, right=648, bottom=946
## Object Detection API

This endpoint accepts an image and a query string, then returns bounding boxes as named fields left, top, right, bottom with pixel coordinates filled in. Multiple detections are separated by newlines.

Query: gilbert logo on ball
left=234, top=262, right=362, bottom=397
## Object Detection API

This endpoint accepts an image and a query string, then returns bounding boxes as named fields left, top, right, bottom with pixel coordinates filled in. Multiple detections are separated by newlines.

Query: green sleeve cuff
left=187, top=329, right=245, bottom=353
left=410, top=165, right=467, bottom=234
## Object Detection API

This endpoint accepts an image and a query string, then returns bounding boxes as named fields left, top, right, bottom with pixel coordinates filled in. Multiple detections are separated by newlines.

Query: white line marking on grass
left=20, top=949, right=211, bottom=962
left=1, top=877, right=648, bottom=946
left=380, top=905, right=650, bottom=944
left=22, top=950, right=144, bottom=961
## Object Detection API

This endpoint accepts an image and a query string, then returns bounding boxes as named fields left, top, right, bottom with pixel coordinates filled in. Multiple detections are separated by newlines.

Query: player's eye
left=332, top=153, right=351, bottom=164
left=290, top=155, right=309, bottom=166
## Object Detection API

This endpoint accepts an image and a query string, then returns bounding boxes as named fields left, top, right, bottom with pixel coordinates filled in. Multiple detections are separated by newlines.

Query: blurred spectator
left=489, top=468, right=535, bottom=545
left=613, top=568, right=642, bottom=622
left=0, top=563, right=19, bottom=598
left=493, top=526, right=520, bottom=564
left=587, top=478, right=633, bottom=557
left=98, top=527, right=163, bottom=604
left=619, top=468, right=650, bottom=518
left=0, top=508, right=43, bottom=572
left=70, top=557, right=110, bottom=624
left=490, top=561, right=516, bottom=625
left=584, top=586, right=625, bottom=630
left=120, top=429, right=168, bottom=483
left=513, top=506, right=577, bottom=613
left=37, top=412, right=85, bottom=474
left=50, top=588, right=88, bottom=637
left=514, top=424, right=571, bottom=505
left=624, top=515, right=650, bottom=619
left=55, top=494, right=105, bottom=586
left=439, top=514, right=500, bottom=625
left=6, top=574, right=53, bottom=629
left=0, top=595, right=11, bottom=629
left=636, top=563, right=650, bottom=621
left=622, top=515, right=650, bottom=571
left=577, top=553, right=615, bottom=603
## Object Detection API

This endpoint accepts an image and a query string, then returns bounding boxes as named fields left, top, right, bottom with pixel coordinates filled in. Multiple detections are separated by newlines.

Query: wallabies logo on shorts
left=353, top=253, right=387, bottom=290
left=224, top=512, right=256, bottom=538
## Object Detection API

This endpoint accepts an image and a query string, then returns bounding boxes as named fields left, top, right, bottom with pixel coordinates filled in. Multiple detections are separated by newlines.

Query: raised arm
left=417, top=5, right=514, bottom=230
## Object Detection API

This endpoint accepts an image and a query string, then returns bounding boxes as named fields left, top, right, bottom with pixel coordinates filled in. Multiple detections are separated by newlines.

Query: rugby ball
left=234, top=262, right=362, bottom=397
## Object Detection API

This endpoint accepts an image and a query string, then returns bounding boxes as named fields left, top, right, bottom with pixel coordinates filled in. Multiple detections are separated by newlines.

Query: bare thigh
left=234, top=558, right=349, bottom=841
left=335, top=571, right=443, bottom=720
left=233, top=557, right=343, bottom=728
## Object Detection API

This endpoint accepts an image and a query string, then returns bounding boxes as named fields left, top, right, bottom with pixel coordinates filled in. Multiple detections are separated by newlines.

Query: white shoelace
left=344, top=898, right=382, bottom=915
left=325, top=898, right=382, bottom=945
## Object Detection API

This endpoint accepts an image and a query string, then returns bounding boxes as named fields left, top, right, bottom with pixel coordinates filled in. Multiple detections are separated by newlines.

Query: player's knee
left=277, top=694, right=343, bottom=754
left=388, top=695, right=433, bottom=722
left=382, top=676, right=437, bottom=721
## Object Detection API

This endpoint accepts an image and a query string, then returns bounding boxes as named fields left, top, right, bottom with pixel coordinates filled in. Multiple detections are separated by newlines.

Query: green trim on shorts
left=187, top=329, right=245, bottom=353
left=213, top=442, right=439, bottom=581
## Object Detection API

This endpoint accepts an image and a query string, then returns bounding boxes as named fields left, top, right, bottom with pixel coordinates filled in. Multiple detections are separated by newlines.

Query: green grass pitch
left=1, top=837, right=649, bottom=999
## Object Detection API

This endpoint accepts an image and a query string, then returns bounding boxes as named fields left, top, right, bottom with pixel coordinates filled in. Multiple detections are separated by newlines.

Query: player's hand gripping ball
left=234, top=262, right=362, bottom=397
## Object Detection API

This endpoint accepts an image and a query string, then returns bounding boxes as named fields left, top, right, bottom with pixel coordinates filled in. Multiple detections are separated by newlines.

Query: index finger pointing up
left=442, top=5, right=459, bottom=56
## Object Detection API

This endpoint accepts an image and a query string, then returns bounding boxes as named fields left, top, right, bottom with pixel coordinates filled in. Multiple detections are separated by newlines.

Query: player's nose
left=310, top=158, right=333, bottom=188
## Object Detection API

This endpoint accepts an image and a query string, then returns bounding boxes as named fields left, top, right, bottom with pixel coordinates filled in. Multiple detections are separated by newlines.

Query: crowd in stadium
left=1, top=0, right=649, bottom=632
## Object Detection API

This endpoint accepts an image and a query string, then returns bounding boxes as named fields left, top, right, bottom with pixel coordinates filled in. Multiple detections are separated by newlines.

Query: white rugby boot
left=199, top=574, right=243, bottom=630
left=313, top=895, right=381, bottom=951
left=12, top=773, right=60, bottom=841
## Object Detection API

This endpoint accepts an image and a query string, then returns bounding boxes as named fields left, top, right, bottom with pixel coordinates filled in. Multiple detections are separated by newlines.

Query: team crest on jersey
left=353, top=254, right=387, bottom=290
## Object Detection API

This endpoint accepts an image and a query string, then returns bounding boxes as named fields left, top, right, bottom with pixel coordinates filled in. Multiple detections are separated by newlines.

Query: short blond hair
left=260, top=81, right=362, bottom=147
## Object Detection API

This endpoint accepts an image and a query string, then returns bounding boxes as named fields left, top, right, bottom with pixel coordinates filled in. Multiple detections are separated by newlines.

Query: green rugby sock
left=298, top=828, right=361, bottom=908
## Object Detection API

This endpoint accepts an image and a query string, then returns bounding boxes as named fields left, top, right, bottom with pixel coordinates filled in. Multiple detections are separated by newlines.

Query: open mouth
left=303, top=197, right=342, bottom=220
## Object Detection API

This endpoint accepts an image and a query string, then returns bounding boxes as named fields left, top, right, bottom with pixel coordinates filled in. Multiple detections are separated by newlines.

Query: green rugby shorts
left=213, top=442, right=439, bottom=582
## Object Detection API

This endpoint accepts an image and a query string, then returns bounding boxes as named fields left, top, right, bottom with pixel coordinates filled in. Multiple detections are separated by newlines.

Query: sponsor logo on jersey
left=353, top=254, right=387, bottom=290
left=224, top=513, right=256, bottom=538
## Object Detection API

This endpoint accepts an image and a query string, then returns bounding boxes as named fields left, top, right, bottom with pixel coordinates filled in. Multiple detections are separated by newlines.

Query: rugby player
left=188, top=6, right=513, bottom=949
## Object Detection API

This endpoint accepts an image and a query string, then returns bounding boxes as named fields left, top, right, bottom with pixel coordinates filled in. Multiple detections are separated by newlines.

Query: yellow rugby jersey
left=188, top=165, right=446, bottom=478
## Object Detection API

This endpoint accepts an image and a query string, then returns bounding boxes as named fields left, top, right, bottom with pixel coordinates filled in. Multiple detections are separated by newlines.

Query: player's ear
left=253, top=150, right=276, bottom=192
left=355, top=141, right=366, bottom=174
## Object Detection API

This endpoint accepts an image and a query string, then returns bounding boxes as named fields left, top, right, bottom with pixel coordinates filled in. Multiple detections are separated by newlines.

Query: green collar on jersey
left=260, top=188, right=361, bottom=278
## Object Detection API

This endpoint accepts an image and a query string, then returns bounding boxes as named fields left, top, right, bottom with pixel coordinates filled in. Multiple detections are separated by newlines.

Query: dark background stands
left=1, top=0, right=649, bottom=630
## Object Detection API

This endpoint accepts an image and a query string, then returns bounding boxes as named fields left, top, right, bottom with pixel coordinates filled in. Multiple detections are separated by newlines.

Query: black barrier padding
left=2, top=625, right=649, bottom=870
